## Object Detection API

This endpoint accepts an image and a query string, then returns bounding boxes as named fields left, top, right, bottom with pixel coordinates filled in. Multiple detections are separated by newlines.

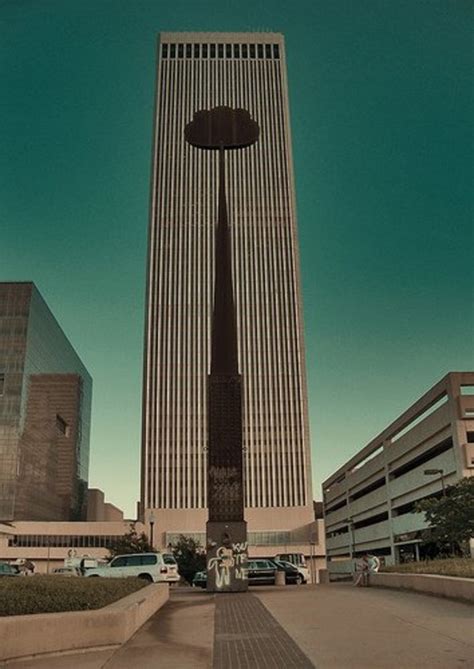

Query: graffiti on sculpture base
left=208, top=541, right=248, bottom=589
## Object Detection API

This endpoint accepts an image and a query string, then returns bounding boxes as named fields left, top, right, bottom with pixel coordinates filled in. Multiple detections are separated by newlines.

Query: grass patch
left=0, top=576, right=148, bottom=617
left=380, top=558, right=474, bottom=579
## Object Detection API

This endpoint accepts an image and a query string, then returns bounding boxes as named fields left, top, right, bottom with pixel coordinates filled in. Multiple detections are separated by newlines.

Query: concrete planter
left=0, top=582, right=169, bottom=662
left=370, top=572, right=474, bottom=603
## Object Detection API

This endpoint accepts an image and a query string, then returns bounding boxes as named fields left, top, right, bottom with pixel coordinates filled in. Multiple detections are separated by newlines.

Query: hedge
left=0, top=575, right=147, bottom=616
left=380, top=558, right=474, bottom=579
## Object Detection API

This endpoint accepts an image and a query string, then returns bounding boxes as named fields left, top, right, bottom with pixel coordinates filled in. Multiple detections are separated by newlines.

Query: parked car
left=275, top=559, right=308, bottom=584
left=9, top=559, right=35, bottom=575
left=85, top=552, right=179, bottom=583
left=246, top=559, right=277, bottom=585
left=249, top=559, right=302, bottom=585
left=192, top=570, right=207, bottom=588
left=190, top=559, right=301, bottom=588
left=275, top=552, right=310, bottom=584
left=64, top=555, right=100, bottom=574
left=51, top=567, right=81, bottom=577
left=0, top=562, right=20, bottom=577
left=272, top=559, right=304, bottom=585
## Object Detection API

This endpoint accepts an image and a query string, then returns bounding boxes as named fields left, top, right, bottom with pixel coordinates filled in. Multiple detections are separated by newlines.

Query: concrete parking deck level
left=2, top=584, right=473, bottom=669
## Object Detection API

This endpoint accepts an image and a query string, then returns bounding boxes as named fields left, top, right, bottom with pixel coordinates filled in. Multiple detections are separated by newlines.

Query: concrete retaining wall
left=0, top=583, right=169, bottom=662
left=370, top=572, right=474, bottom=603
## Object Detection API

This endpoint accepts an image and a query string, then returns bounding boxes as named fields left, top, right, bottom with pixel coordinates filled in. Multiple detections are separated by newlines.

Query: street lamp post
left=347, top=518, right=355, bottom=573
left=149, top=512, right=155, bottom=550
left=309, top=541, right=316, bottom=583
left=424, top=468, right=450, bottom=555
left=46, top=537, right=51, bottom=575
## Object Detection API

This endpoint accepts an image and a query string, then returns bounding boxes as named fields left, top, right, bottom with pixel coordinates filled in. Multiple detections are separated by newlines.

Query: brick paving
left=212, top=593, right=314, bottom=668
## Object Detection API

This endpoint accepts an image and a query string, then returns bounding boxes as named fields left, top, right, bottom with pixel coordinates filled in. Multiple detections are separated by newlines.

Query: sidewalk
left=257, top=583, right=474, bottom=669
left=3, top=584, right=473, bottom=669
left=1, top=589, right=215, bottom=669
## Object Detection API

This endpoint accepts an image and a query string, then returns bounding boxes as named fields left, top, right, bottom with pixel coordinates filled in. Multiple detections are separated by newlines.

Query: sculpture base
left=206, top=520, right=248, bottom=592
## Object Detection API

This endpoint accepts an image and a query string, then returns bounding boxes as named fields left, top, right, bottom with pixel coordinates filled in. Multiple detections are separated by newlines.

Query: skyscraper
left=142, top=33, right=313, bottom=544
left=0, top=283, right=92, bottom=522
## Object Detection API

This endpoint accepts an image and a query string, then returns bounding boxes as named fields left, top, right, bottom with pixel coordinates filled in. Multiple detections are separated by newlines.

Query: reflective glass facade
left=0, top=283, right=92, bottom=521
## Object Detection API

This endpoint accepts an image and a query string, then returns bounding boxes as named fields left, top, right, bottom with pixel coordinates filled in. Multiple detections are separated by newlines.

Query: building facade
left=141, top=32, right=314, bottom=544
left=323, top=372, right=474, bottom=576
left=0, top=519, right=131, bottom=574
left=0, top=283, right=92, bottom=522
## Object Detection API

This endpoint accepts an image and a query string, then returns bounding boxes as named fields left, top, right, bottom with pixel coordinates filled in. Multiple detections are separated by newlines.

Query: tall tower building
left=142, top=32, right=313, bottom=545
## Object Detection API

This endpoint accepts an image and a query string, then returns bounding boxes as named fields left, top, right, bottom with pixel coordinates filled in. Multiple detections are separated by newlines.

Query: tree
left=415, top=477, right=474, bottom=556
left=108, top=526, right=154, bottom=557
left=171, top=535, right=206, bottom=584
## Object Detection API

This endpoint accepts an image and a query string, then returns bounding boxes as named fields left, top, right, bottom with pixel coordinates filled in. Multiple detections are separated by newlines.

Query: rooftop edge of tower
left=159, top=32, right=285, bottom=44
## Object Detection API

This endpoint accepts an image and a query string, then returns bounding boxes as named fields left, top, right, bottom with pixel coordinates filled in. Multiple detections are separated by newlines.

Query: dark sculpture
left=185, top=107, right=259, bottom=592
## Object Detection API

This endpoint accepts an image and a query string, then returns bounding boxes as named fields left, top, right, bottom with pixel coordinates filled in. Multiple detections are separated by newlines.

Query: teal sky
left=1, top=1, right=473, bottom=517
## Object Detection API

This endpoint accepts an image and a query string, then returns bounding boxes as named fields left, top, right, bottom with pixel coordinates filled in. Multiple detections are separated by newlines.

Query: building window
left=218, top=44, right=223, bottom=58
left=210, top=44, right=216, bottom=59
left=194, top=44, right=200, bottom=58
left=257, top=44, right=263, bottom=59
left=325, top=498, right=347, bottom=514
left=390, top=437, right=453, bottom=479
left=162, top=44, right=168, bottom=59
left=242, top=44, right=248, bottom=58
left=186, top=44, right=191, bottom=58
left=265, top=44, right=272, bottom=59
left=202, top=44, right=208, bottom=58
left=273, top=44, right=280, bottom=59
left=250, top=44, right=256, bottom=59
left=177, top=44, right=184, bottom=58
left=0, top=373, right=4, bottom=395
left=353, top=511, right=388, bottom=529
left=170, top=44, right=176, bottom=59
left=349, top=477, right=385, bottom=501
left=226, top=44, right=232, bottom=58
left=233, top=44, right=239, bottom=58
left=56, top=414, right=69, bottom=436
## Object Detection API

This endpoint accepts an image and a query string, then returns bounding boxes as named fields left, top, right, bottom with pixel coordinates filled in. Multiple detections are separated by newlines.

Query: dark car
left=190, top=559, right=301, bottom=588
left=270, top=559, right=303, bottom=585
left=193, top=560, right=279, bottom=587
left=246, top=559, right=276, bottom=585
left=247, top=559, right=301, bottom=585
left=192, top=570, right=207, bottom=588
left=0, top=562, right=19, bottom=577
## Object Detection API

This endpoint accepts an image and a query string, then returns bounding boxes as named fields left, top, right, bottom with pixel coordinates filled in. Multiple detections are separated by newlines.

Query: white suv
left=85, top=552, right=179, bottom=583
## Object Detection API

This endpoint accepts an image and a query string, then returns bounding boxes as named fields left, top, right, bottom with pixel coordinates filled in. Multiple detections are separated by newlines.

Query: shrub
left=0, top=576, right=147, bottom=617
left=170, top=535, right=206, bottom=584
left=415, top=478, right=474, bottom=556
left=380, top=558, right=474, bottom=579
left=108, top=526, right=154, bottom=557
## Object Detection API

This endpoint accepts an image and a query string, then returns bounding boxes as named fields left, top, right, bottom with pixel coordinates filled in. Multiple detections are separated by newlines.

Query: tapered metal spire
left=185, top=106, right=259, bottom=592
left=185, top=106, right=259, bottom=376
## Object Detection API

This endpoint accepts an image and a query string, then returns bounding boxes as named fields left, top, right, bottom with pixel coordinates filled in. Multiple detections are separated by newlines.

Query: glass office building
left=0, top=283, right=92, bottom=521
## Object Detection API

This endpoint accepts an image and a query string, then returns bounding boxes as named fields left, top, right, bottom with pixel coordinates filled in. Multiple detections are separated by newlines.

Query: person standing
left=367, top=554, right=380, bottom=574
left=353, top=554, right=370, bottom=586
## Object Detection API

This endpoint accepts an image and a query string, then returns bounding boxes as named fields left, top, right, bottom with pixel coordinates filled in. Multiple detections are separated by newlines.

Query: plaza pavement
left=2, top=583, right=473, bottom=669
